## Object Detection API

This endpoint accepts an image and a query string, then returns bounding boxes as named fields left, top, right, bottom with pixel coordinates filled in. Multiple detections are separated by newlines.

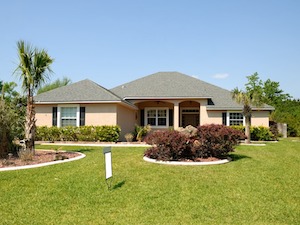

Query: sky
left=1, top=0, right=299, bottom=98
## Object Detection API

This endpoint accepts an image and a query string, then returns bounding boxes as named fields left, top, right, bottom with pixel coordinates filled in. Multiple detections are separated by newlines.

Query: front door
left=182, top=114, right=199, bottom=127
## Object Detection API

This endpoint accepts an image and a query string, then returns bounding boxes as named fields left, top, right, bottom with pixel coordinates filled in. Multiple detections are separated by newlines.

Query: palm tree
left=232, top=73, right=264, bottom=144
left=15, top=40, right=54, bottom=154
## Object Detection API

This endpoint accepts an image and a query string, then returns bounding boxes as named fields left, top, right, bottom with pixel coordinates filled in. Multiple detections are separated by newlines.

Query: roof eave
left=206, top=106, right=275, bottom=111
left=123, top=96, right=212, bottom=100
left=34, top=100, right=138, bottom=110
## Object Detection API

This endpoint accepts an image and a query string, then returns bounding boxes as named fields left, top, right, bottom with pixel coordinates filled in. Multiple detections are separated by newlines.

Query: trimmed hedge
left=231, top=125, right=276, bottom=141
left=36, top=125, right=121, bottom=142
left=144, top=124, right=245, bottom=161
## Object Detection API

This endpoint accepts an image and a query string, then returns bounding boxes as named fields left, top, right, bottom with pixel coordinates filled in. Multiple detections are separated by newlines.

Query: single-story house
left=34, top=72, right=274, bottom=140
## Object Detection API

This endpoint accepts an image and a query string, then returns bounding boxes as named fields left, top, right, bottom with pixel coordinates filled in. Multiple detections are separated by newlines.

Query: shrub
left=125, top=133, right=134, bottom=142
left=251, top=126, right=274, bottom=141
left=144, top=125, right=245, bottom=161
left=0, top=100, right=22, bottom=158
left=94, top=126, right=121, bottom=142
left=269, top=121, right=279, bottom=139
left=134, top=125, right=151, bottom=141
left=231, top=125, right=276, bottom=141
left=77, top=126, right=95, bottom=141
left=144, top=130, right=192, bottom=161
left=36, top=125, right=121, bottom=142
left=192, top=124, right=246, bottom=158
left=60, top=126, right=78, bottom=141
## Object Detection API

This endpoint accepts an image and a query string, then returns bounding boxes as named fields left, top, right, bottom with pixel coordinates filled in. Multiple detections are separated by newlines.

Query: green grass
left=1, top=139, right=299, bottom=224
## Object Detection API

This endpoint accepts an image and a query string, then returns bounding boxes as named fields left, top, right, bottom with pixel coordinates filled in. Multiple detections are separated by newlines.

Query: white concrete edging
left=143, top=156, right=231, bottom=166
left=0, top=152, right=86, bottom=172
left=40, top=142, right=151, bottom=147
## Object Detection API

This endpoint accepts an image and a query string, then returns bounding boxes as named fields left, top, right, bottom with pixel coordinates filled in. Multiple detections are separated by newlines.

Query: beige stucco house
left=34, top=72, right=274, bottom=140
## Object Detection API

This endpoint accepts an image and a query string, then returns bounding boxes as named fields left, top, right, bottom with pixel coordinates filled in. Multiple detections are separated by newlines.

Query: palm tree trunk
left=245, top=115, right=251, bottom=144
left=25, top=94, right=35, bottom=154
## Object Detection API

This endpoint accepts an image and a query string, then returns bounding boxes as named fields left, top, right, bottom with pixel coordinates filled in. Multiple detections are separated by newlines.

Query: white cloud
left=212, top=73, right=229, bottom=79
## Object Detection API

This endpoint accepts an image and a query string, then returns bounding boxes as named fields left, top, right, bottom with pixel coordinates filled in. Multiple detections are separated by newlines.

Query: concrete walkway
left=38, top=141, right=151, bottom=148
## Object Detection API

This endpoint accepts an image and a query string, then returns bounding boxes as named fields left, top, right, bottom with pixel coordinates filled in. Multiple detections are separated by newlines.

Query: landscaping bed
left=0, top=150, right=80, bottom=168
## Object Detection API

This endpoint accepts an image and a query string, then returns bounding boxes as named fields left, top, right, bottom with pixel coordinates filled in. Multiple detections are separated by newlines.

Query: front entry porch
left=136, top=100, right=205, bottom=129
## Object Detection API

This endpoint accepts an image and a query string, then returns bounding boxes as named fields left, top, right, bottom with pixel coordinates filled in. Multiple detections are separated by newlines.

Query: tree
left=1, top=81, right=19, bottom=102
left=14, top=40, right=54, bottom=154
left=262, top=79, right=292, bottom=107
left=0, top=81, right=3, bottom=95
left=0, top=99, right=22, bottom=158
left=232, top=73, right=264, bottom=143
left=271, top=99, right=300, bottom=136
left=37, top=77, right=72, bottom=94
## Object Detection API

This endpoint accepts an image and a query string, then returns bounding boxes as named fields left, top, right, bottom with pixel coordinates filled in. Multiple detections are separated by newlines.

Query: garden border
left=143, top=156, right=231, bottom=166
left=0, top=152, right=86, bottom=172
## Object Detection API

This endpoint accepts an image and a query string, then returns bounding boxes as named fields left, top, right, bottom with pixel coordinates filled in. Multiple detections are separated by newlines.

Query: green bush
left=231, top=125, right=276, bottom=141
left=94, top=126, right=121, bottom=142
left=251, top=126, right=274, bottom=141
left=36, top=125, right=121, bottom=142
left=133, top=124, right=151, bottom=141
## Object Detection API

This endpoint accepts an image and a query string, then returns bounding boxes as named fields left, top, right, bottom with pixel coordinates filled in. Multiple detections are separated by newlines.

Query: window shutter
left=80, top=107, right=85, bottom=126
left=222, top=112, right=227, bottom=125
left=169, top=109, right=173, bottom=126
left=52, top=107, right=57, bottom=126
left=140, top=109, right=144, bottom=126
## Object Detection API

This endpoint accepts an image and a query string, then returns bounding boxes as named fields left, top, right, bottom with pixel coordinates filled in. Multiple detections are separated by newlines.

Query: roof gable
left=111, top=72, right=274, bottom=110
left=35, top=79, right=123, bottom=103
left=111, top=72, right=217, bottom=98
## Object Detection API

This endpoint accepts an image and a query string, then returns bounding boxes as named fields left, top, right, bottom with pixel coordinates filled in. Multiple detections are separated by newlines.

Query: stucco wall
left=198, top=99, right=208, bottom=125
left=81, top=103, right=117, bottom=126
left=116, top=105, right=137, bottom=141
left=35, top=103, right=118, bottom=127
left=251, top=111, right=270, bottom=127
left=35, top=105, right=56, bottom=127
left=206, top=111, right=223, bottom=125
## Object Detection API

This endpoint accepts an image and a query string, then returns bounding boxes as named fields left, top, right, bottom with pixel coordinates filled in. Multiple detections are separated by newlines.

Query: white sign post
left=103, top=147, right=113, bottom=189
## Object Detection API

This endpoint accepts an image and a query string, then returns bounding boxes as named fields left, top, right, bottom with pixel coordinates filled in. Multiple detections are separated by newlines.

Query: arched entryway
left=180, top=101, right=200, bottom=127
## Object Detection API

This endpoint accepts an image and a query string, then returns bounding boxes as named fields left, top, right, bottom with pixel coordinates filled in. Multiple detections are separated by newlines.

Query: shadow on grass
left=112, top=180, right=126, bottom=190
left=229, top=154, right=251, bottom=161
left=76, top=148, right=93, bottom=153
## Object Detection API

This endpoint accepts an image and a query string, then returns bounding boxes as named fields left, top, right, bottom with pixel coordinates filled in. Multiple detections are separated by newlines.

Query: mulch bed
left=0, top=150, right=80, bottom=168
left=180, top=157, right=221, bottom=162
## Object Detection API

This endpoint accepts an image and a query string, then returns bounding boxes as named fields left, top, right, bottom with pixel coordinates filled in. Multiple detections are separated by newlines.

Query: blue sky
left=1, top=0, right=299, bottom=98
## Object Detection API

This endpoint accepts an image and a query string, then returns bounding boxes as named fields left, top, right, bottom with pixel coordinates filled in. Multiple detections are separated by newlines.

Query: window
left=228, top=112, right=244, bottom=126
left=145, top=108, right=168, bottom=127
left=61, top=107, right=77, bottom=127
left=54, top=105, right=85, bottom=127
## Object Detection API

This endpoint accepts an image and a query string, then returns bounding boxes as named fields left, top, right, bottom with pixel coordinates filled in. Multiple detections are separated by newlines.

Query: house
left=34, top=72, right=274, bottom=140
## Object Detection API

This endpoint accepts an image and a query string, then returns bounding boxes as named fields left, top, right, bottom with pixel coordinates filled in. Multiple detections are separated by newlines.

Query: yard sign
left=103, top=146, right=112, bottom=189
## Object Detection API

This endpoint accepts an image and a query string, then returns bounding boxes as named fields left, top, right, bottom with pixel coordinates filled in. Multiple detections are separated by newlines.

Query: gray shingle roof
left=34, top=73, right=274, bottom=111
left=34, top=79, right=123, bottom=103
left=111, top=72, right=274, bottom=110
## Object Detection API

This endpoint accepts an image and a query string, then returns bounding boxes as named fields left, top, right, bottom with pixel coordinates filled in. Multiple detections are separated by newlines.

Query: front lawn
left=0, top=139, right=299, bottom=224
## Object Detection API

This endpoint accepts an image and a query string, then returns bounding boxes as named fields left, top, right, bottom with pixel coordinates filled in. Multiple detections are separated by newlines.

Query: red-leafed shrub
left=144, top=130, right=193, bottom=161
left=144, top=124, right=246, bottom=161
left=192, top=124, right=246, bottom=158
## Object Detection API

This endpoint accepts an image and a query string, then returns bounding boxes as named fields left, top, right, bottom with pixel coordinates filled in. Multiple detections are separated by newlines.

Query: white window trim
left=144, top=107, right=169, bottom=128
left=227, top=112, right=245, bottom=126
left=57, top=104, right=80, bottom=127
